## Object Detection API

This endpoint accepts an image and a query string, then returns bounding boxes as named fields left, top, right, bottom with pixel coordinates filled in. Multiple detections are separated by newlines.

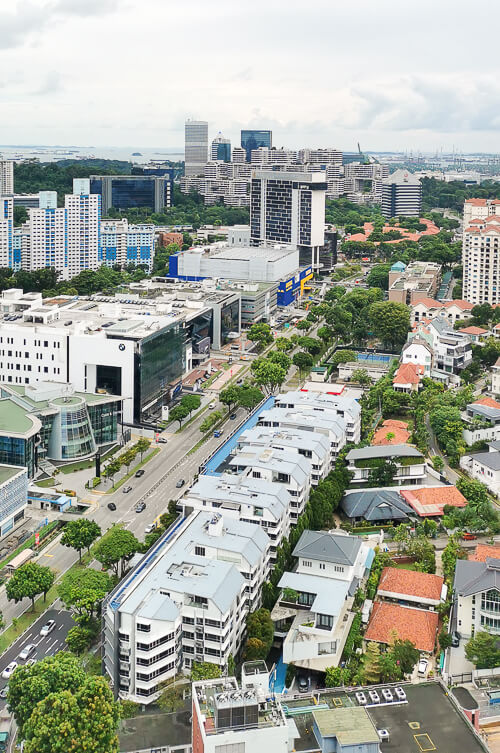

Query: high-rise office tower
left=241, top=129, right=272, bottom=162
left=0, top=196, right=13, bottom=268
left=250, top=170, right=326, bottom=270
left=185, top=120, right=208, bottom=176
left=381, top=169, right=422, bottom=218
left=65, top=179, right=101, bottom=280
left=28, top=191, right=67, bottom=274
left=0, top=160, right=14, bottom=195
left=89, top=174, right=172, bottom=215
left=210, top=132, right=231, bottom=162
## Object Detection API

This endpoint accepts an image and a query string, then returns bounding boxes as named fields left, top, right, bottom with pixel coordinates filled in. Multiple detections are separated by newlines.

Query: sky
left=1, top=0, right=500, bottom=154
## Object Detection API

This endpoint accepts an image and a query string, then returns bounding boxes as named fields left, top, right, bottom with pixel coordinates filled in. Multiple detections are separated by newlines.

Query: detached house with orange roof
left=400, top=485, right=467, bottom=517
left=365, top=602, right=439, bottom=654
left=461, top=396, right=500, bottom=445
left=392, top=362, right=424, bottom=393
left=377, top=566, right=447, bottom=610
left=410, top=298, right=473, bottom=327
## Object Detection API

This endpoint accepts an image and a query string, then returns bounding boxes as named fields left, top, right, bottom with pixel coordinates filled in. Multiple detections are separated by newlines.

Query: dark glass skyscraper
left=241, top=130, right=272, bottom=162
left=89, top=175, right=172, bottom=214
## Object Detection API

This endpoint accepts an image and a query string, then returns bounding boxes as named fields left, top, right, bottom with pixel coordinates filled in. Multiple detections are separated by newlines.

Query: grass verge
left=105, top=448, right=161, bottom=493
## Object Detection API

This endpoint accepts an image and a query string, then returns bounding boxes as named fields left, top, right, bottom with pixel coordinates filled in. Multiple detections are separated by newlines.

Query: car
left=40, top=619, right=56, bottom=637
left=214, top=430, right=222, bottom=438
left=382, top=688, right=393, bottom=702
left=158, top=437, right=168, bottom=444
left=355, top=691, right=367, bottom=705
left=418, top=658, right=429, bottom=676
left=144, top=523, right=156, bottom=534
left=0, top=688, right=7, bottom=699
left=135, top=469, right=145, bottom=478
left=107, top=502, right=117, bottom=511
left=25, top=659, right=36, bottom=668
left=2, top=662, right=17, bottom=679
left=18, top=644, right=36, bottom=661
left=451, top=630, right=461, bottom=648
left=368, top=690, right=380, bottom=704
left=395, top=686, right=406, bottom=701
left=377, top=729, right=390, bottom=742
left=209, top=402, right=216, bottom=409
left=229, top=413, right=237, bottom=420
left=123, top=486, right=132, bottom=494
left=135, top=502, right=146, bottom=513
left=236, top=379, right=244, bottom=385
left=462, top=532, right=477, bottom=540
left=176, top=479, right=185, bottom=489
left=297, top=675, right=309, bottom=693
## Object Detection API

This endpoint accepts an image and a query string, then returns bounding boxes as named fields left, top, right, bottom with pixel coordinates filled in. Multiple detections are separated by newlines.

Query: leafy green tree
left=439, top=630, right=452, bottom=651
left=368, top=459, right=397, bottom=487
left=363, top=642, right=382, bottom=683
left=332, top=349, right=356, bottom=367
left=169, top=404, right=190, bottom=428
left=94, top=527, right=140, bottom=578
left=292, top=351, right=313, bottom=376
left=432, top=455, right=444, bottom=472
left=441, top=535, right=466, bottom=584
left=58, top=568, right=111, bottom=623
left=368, top=301, right=410, bottom=349
left=180, top=393, right=201, bottom=415
left=295, top=319, right=312, bottom=331
left=317, top=325, right=334, bottom=345
left=23, top=675, right=120, bottom=753
left=243, top=637, right=268, bottom=660
left=465, top=632, right=500, bottom=669
left=351, top=368, right=372, bottom=385
left=6, top=562, right=54, bottom=610
left=380, top=651, right=403, bottom=682
left=366, top=264, right=391, bottom=290
left=247, top=323, right=273, bottom=348
left=61, top=519, right=101, bottom=562
left=219, top=385, right=240, bottom=413
left=268, top=350, right=292, bottom=371
left=251, top=358, right=286, bottom=394
left=103, top=458, right=121, bottom=485
left=157, top=683, right=185, bottom=712
left=121, top=448, right=137, bottom=472
left=325, top=306, right=353, bottom=341
left=65, top=626, right=94, bottom=655
left=275, top=336, right=293, bottom=352
left=238, top=385, right=264, bottom=412
left=190, top=662, right=222, bottom=681
left=298, top=336, right=322, bottom=356
left=200, top=410, right=223, bottom=433
left=390, top=639, right=420, bottom=675
left=136, top=437, right=150, bottom=460
left=246, top=608, right=274, bottom=651
left=325, top=666, right=352, bottom=687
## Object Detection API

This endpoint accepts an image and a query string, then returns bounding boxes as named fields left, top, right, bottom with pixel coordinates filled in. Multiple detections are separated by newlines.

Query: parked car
left=451, top=630, right=461, bottom=648
left=158, top=437, right=168, bottom=444
left=395, top=686, right=406, bottom=701
left=229, top=413, right=237, bottom=420
left=382, top=688, right=393, bottom=702
left=297, top=675, right=309, bottom=693
left=368, top=690, right=380, bottom=704
left=0, top=688, right=7, bottom=699
left=135, top=503, right=146, bottom=513
left=144, top=523, right=156, bottom=534
left=462, top=532, right=477, bottom=541
left=107, top=502, right=117, bottom=511
left=135, top=469, right=145, bottom=478
left=123, top=486, right=132, bottom=494
left=213, top=430, right=222, bottom=438
left=176, top=479, right=185, bottom=489
left=355, top=691, right=367, bottom=705
left=2, top=662, right=17, bottom=679
left=418, top=658, right=429, bottom=676
left=209, top=402, right=216, bottom=409
left=18, top=644, right=36, bottom=661
left=25, top=659, right=37, bottom=667
left=40, top=620, right=56, bottom=637
left=377, top=729, right=390, bottom=741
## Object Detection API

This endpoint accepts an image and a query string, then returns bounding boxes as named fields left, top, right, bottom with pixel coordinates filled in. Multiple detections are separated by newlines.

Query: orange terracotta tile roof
left=383, top=419, right=409, bottom=429
left=465, top=227, right=480, bottom=233
left=372, top=420, right=411, bottom=446
left=393, top=363, right=424, bottom=385
left=459, top=326, right=488, bottom=335
left=483, top=226, right=500, bottom=235
left=473, top=396, right=500, bottom=409
left=465, top=198, right=487, bottom=205
left=378, top=566, right=444, bottom=602
left=469, top=218, right=485, bottom=224
left=400, top=486, right=467, bottom=517
left=365, top=602, right=439, bottom=652
left=469, top=544, right=500, bottom=562
left=443, top=299, right=473, bottom=310
left=411, top=297, right=440, bottom=309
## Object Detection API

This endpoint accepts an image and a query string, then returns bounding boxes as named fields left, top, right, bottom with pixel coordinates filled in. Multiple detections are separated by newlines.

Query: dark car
left=297, top=675, right=309, bottom=693
left=135, top=502, right=146, bottom=513
left=451, top=630, right=461, bottom=648
left=107, top=502, right=117, bottom=511
left=135, top=469, right=145, bottom=478
left=229, top=413, right=237, bottom=420
left=176, top=479, right=185, bottom=489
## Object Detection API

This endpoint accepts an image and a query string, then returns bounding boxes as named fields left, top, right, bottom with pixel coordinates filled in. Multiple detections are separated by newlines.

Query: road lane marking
left=57, top=624, right=64, bottom=630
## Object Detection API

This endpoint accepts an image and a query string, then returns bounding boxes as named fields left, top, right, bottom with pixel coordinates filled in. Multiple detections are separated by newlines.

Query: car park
left=176, top=479, right=185, bottom=488
left=382, top=688, right=393, bottom=702
left=451, top=630, right=461, bottom=647
left=418, top=658, right=429, bottom=676
left=2, top=662, right=17, bottom=679
left=395, top=686, right=406, bottom=701
left=107, top=502, right=116, bottom=511
left=355, top=691, right=367, bottom=705
left=135, top=469, right=145, bottom=478
left=123, top=486, right=132, bottom=493
left=40, top=619, right=56, bottom=637
left=135, top=503, right=146, bottom=513
left=18, top=644, right=36, bottom=661
left=368, top=690, right=380, bottom=704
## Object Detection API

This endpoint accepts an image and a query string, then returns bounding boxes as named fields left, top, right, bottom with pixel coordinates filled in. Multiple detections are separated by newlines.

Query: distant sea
left=0, top=145, right=184, bottom=164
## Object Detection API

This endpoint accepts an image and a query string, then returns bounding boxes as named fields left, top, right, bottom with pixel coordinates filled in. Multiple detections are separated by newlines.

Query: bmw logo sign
left=119, top=344, right=125, bottom=351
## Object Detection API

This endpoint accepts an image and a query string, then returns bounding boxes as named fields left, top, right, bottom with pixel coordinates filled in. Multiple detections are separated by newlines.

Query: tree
left=157, top=683, right=185, bottom=712
left=103, top=458, right=121, bottom=486
left=243, top=637, right=268, bottom=660
left=251, top=358, right=286, bottom=394
left=368, top=301, right=410, bottom=349
left=367, top=264, right=391, bottom=290
left=332, top=349, right=356, bottom=367
left=441, top=535, right=466, bottom=584
left=237, top=385, right=263, bottom=412
left=317, top=325, right=334, bottom=345
left=439, top=630, right=452, bottom=651
left=465, top=632, right=500, bottom=669
left=363, top=642, right=382, bottom=683
left=136, top=438, right=150, bottom=460
left=7, top=652, right=87, bottom=736
left=292, top=351, right=313, bottom=376
left=180, top=393, right=201, bottom=415
left=325, top=306, right=352, bottom=341
left=65, top=626, right=94, bottom=655
left=121, top=448, right=137, bottom=472
left=298, top=336, right=322, bottom=356
left=380, top=652, right=403, bottom=683
left=58, top=568, right=112, bottom=623
left=219, top=385, right=240, bottom=413
left=325, top=666, right=352, bottom=687
left=368, top=459, right=397, bottom=487
left=6, top=562, right=54, bottom=610
left=351, top=368, right=372, bottom=386
left=246, top=608, right=274, bottom=652
left=169, top=404, right=190, bottom=428
left=94, top=527, right=140, bottom=577
left=275, top=336, right=293, bottom=352
left=391, top=639, right=420, bottom=675
left=268, top=350, right=292, bottom=371
left=247, top=323, right=273, bottom=348
left=61, top=519, right=101, bottom=562
left=432, top=455, right=444, bottom=472
left=23, top=675, right=120, bottom=753
left=190, top=662, right=222, bottom=681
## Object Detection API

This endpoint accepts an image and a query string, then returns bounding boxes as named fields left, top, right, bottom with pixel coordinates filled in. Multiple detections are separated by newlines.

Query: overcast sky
left=1, top=0, right=499, bottom=153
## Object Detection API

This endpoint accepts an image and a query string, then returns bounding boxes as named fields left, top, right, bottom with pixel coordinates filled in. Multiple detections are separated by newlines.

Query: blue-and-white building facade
left=0, top=464, right=28, bottom=537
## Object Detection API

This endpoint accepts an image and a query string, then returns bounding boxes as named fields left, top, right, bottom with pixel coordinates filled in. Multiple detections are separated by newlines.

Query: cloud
left=33, top=71, right=64, bottom=96
left=52, top=0, right=121, bottom=17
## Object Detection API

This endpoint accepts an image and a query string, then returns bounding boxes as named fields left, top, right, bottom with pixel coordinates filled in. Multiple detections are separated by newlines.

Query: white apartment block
left=100, top=219, right=155, bottom=271
left=64, top=179, right=101, bottom=280
left=27, top=192, right=67, bottom=275
left=182, top=474, right=291, bottom=560
left=103, top=511, right=270, bottom=703
left=185, top=120, right=208, bottom=177
left=0, top=196, right=13, bottom=268
left=460, top=443, right=500, bottom=497
left=463, top=215, right=500, bottom=305
left=0, top=160, right=14, bottom=195
left=463, top=197, right=500, bottom=226
left=274, top=390, right=361, bottom=445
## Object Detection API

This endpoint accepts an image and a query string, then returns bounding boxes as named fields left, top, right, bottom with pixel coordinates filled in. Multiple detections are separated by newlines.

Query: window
left=194, top=546, right=205, bottom=557
left=137, top=623, right=151, bottom=633
left=302, top=560, right=312, bottom=568
left=319, top=563, right=326, bottom=570
left=334, top=565, right=344, bottom=573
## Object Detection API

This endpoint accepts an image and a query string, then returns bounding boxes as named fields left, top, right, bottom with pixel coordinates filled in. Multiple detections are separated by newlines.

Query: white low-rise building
left=454, top=556, right=500, bottom=641
left=173, top=244, right=299, bottom=283
left=462, top=398, right=500, bottom=446
left=103, top=511, right=270, bottom=703
left=460, top=442, right=500, bottom=497
left=346, top=444, right=427, bottom=485
left=428, top=318, right=473, bottom=373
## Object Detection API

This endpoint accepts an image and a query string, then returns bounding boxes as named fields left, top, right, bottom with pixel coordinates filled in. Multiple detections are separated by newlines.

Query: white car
left=395, top=686, right=407, bottom=701
left=209, top=402, right=216, bottom=409
left=378, top=729, right=390, bottom=741
left=2, top=662, right=17, bottom=679
left=18, top=644, right=36, bottom=661
left=418, top=658, right=429, bottom=676
left=368, top=690, right=380, bottom=704
left=40, top=619, right=56, bottom=636
left=355, top=691, right=367, bottom=705
left=25, top=659, right=37, bottom=668
left=382, top=688, right=393, bottom=702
